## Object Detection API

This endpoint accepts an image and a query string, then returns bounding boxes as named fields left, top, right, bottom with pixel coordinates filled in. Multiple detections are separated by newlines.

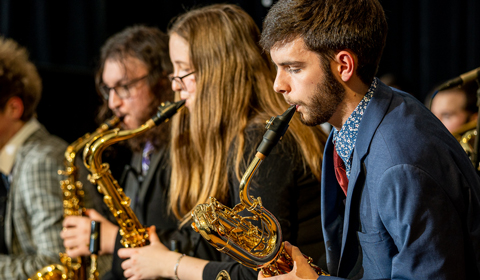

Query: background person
left=60, top=25, right=196, bottom=280
left=0, top=36, right=67, bottom=279
left=117, top=4, right=328, bottom=280
left=427, top=82, right=478, bottom=135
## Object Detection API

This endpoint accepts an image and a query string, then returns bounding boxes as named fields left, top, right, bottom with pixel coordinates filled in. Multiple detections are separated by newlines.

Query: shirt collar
left=0, top=118, right=41, bottom=175
left=332, top=78, right=378, bottom=178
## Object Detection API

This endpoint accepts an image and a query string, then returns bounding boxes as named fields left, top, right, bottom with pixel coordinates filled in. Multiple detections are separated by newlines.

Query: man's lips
left=286, top=101, right=300, bottom=111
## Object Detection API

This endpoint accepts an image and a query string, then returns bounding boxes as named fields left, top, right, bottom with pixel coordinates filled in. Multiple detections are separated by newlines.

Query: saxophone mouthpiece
left=152, top=100, right=186, bottom=125
left=257, top=105, right=296, bottom=157
left=106, top=115, right=122, bottom=129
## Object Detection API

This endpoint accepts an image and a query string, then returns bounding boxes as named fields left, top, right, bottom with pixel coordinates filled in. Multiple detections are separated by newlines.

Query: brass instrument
left=215, top=270, right=231, bottom=280
left=191, top=106, right=328, bottom=277
left=452, top=120, right=476, bottom=141
left=29, top=116, right=120, bottom=280
left=452, top=120, right=478, bottom=168
left=83, top=100, right=185, bottom=248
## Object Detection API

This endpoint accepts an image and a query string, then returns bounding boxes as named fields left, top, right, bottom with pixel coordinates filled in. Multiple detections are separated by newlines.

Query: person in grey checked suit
left=0, top=36, right=67, bottom=279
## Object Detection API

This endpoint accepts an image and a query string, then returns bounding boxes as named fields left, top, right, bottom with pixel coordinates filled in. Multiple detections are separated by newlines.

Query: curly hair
left=94, top=25, right=174, bottom=151
left=0, top=36, right=42, bottom=121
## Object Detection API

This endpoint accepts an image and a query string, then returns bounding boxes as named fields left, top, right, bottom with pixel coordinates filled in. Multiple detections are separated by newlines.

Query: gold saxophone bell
left=191, top=106, right=329, bottom=277
left=215, top=270, right=231, bottom=280
left=28, top=265, right=67, bottom=280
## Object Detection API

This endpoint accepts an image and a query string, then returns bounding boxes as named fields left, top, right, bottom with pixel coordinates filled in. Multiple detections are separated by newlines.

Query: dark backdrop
left=1, top=0, right=479, bottom=143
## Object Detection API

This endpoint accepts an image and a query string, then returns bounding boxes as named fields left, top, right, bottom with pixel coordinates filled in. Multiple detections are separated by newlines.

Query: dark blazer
left=319, top=80, right=480, bottom=279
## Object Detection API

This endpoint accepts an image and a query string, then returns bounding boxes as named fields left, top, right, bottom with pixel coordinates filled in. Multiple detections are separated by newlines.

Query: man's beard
left=297, top=66, right=346, bottom=126
left=126, top=99, right=169, bottom=152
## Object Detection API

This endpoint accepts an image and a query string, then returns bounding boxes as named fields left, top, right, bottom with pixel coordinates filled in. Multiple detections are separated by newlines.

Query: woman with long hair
left=118, top=4, right=328, bottom=279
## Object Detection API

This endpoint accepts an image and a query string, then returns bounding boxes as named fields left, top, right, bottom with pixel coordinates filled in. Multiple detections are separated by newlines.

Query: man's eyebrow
left=277, top=61, right=306, bottom=67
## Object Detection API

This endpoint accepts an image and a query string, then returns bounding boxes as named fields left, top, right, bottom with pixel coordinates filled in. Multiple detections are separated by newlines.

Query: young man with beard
left=259, top=0, right=480, bottom=279
left=60, top=25, right=209, bottom=280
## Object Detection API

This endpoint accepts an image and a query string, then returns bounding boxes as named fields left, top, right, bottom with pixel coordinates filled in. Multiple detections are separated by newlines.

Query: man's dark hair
left=260, top=0, right=388, bottom=86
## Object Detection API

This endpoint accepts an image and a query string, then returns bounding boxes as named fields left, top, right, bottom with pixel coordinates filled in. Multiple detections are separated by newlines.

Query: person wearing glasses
left=117, top=4, right=328, bottom=280
left=60, top=25, right=220, bottom=280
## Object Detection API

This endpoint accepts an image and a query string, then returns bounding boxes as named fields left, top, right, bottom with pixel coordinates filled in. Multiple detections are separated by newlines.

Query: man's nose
left=108, top=89, right=122, bottom=109
left=273, top=70, right=291, bottom=94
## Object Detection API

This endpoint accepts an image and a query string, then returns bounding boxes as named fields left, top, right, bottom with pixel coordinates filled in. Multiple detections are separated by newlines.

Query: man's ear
left=5, top=97, right=24, bottom=120
left=334, top=50, right=355, bottom=82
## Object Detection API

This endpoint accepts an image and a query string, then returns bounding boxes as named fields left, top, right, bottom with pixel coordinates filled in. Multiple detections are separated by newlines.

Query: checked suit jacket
left=1, top=125, right=67, bottom=279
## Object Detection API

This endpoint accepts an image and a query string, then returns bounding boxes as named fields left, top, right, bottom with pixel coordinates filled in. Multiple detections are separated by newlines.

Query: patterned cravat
left=333, top=148, right=349, bottom=196
left=141, top=141, right=154, bottom=176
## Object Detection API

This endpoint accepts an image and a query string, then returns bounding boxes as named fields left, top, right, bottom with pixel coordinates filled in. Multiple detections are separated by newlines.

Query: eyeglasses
left=168, top=71, right=195, bottom=90
left=99, top=74, right=149, bottom=100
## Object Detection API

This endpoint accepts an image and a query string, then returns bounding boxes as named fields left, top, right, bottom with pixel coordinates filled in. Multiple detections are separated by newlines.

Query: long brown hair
left=168, top=4, right=327, bottom=223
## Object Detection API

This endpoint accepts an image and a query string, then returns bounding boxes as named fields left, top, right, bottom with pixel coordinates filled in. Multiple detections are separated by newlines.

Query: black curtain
left=1, top=0, right=479, bottom=142
left=379, top=0, right=480, bottom=101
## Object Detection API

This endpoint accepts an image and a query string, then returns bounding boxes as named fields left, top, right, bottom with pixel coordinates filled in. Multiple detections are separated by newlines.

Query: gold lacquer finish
left=29, top=116, right=120, bottom=280
left=83, top=100, right=185, bottom=249
left=191, top=106, right=329, bottom=277
left=452, top=120, right=478, bottom=169
left=215, top=270, right=231, bottom=280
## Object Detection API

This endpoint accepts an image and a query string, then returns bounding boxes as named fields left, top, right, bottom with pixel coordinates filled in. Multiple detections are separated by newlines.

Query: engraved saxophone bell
left=191, top=106, right=328, bottom=277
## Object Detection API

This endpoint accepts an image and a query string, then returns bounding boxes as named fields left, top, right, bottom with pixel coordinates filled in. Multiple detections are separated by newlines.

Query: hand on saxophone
left=258, top=242, right=320, bottom=280
left=61, top=209, right=119, bottom=258
left=118, top=225, right=182, bottom=280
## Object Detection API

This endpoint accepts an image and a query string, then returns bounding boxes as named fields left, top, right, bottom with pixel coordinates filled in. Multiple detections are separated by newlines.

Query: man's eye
left=288, top=68, right=301, bottom=74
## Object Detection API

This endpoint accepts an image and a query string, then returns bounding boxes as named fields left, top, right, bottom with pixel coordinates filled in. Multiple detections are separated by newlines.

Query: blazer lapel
left=337, top=81, right=394, bottom=276
left=321, top=132, right=345, bottom=274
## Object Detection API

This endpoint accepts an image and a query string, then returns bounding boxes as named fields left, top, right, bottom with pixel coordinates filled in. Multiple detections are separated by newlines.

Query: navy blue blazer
left=318, top=80, right=480, bottom=279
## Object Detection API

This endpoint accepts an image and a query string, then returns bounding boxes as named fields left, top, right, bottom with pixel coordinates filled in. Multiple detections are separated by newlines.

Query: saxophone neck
left=61, top=116, right=120, bottom=173
left=84, top=100, right=185, bottom=171
left=239, top=105, right=296, bottom=207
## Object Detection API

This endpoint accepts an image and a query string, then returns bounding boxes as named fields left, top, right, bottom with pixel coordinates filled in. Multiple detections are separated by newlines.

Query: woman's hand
left=118, top=226, right=181, bottom=280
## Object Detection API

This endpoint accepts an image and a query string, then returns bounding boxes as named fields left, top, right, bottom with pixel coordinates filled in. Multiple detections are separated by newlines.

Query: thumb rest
left=191, top=106, right=329, bottom=277
left=29, top=116, right=120, bottom=280
left=83, top=100, right=185, bottom=248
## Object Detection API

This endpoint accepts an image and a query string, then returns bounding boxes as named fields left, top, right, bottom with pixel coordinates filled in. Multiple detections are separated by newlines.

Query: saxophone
left=29, top=116, right=120, bottom=280
left=191, top=106, right=329, bottom=277
left=83, top=100, right=185, bottom=248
